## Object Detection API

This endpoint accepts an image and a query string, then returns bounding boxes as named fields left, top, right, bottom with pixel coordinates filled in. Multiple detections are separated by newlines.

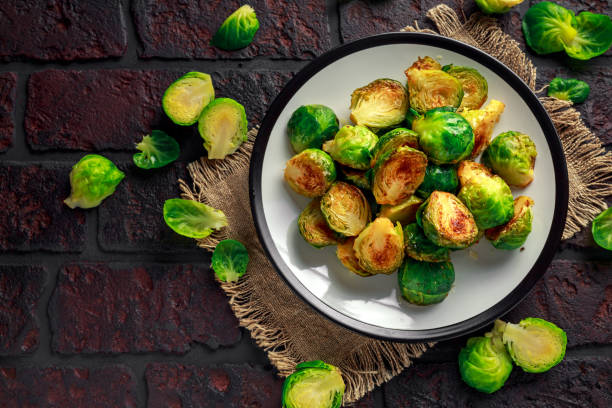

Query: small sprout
left=282, top=361, right=345, bottom=408
left=338, top=165, right=370, bottom=190
left=354, top=217, right=404, bottom=275
left=337, top=237, right=372, bottom=277
left=482, top=131, right=537, bottom=188
left=322, top=125, right=378, bottom=170
left=350, top=79, right=409, bottom=132
left=416, top=163, right=459, bottom=199
left=298, top=198, right=340, bottom=248
left=64, top=154, right=125, bottom=209
left=475, top=0, right=524, bottom=15
left=371, top=146, right=428, bottom=205
left=592, top=206, right=612, bottom=251
left=211, top=5, right=260, bottom=51
left=162, top=72, right=215, bottom=126
left=211, top=239, right=249, bottom=283
left=287, top=105, right=339, bottom=153
left=398, top=257, right=455, bottom=305
left=370, top=127, right=419, bottom=167
left=133, top=130, right=180, bottom=169
left=284, top=149, right=336, bottom=197
left=486, top=196, right=534, bottom=250
left=163, top=198, right=228, bottom=239
left=403, top=223, right=450, bottom=263
left=405, top=57, right=464, bottom=113
left=459, top=99, right=505, bottom=158
left=378, top=195, right=423, bottom=225
left=547, top=77, right=590, bottom=103
left=198, top=97, right=248, bottom=160
left=320, top=182, right=371, bottom=236
left=413, top=108, right=474, bottom=164
left=442, top=65, right=488, bottom=110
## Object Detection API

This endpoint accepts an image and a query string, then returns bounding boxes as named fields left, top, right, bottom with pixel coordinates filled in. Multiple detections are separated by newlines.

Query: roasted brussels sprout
left=211, top=239, right=249, bottom=283
left=398, top=257, right=454, bottom=305
left=475, top=0, right=524, bottom=15
left=547, top=77, right=590, bottom=103
left=482, top=131, right=537, bottom=187
left=378, top=195, right=423, bottom=225
left=323, top=125, right=378, bottom=170
left=403, top=223, right=450, bottom=262
left=457, top=160, right=491, bottom=186
left=163, top=198, right=228, bottom=239
left=486, top=196, right=534, bottom=250
left=298, top=198, right=341, bottom=248
left=338, top=165, right=370, bottom=190
left=442, top=65, right=488, bottom=110
left=460, top=99, right=505, bottom=158
left=349, top=79, right=409, bottom=132
left=592, top=206, right=612, bottom=251
left=211, top=5, right=260, bottom=50
left=163, top=72, right=215, bottom=126
left=412, top=108, right=474, bottom=164
left=320, top=182, right=371, bottom=236
left=287, top=105, right=339, bottom=153
left=417, top=191, right=479, bottom=249
left=370, top=128, right=419, bottom=167
left=337, top=237, right=372, bottom=277
left=198, top=98, right=248, bottom=160
left=133, top=130, right=180, bottom=169
left=284, top=149, right=336, bottom=197
left=371, top=146, right=428, bottom=205
left=405, top=57, right=464, bottom=113
left=282, top=361, right=345, bottom=408
left=416, top=163, right=459, bottom=199
left=64, top=154, right=125, bottom=209
left=353, top=217, right=404, bottom=275
left=502, top=318, right=567, bottom=373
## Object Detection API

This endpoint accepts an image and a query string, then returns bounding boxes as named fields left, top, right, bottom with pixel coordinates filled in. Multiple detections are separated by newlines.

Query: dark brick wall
left=0, top=1, right=610, bottom=407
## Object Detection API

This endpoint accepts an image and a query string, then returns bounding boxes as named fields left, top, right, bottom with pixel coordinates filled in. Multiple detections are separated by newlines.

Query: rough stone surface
left=146, top=363, right=282, bottom=408
left=0, top=73, right=16, bottom=152
left=0, top=163, right=86, bottom=252
left=133, top=0, right=330, bottom=59
left=0, top=266, right=45, bottom=355
left=0, top=365, right=137, bottom=407
left=384, top=357, right=611, bottom=407
left=0, top=0, right=126, bottom=61
left=49, top=263, right=241, bottom=354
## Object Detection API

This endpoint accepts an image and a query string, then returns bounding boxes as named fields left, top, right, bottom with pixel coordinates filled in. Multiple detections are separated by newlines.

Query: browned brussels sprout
left=320, top=182, right=371, bottom=236
left=460, top=99, right=505, bottom=158
left=298, top=198, right=341, bottom=248
left=378, top=195, right=423, bottom=226
left=371, top=146, right=428, bottom=205
left=350, top=79, right=409, bottom=132
left=485, top=196, right=534, bottom=250
left=405, top=57, right=464, bottom=113
left=284, top=149, right=336, bottom=197
left=336, top=237, right=372, bottom=277
left=354, top=217, right=404, bottom=274
left=442, top=65, right=488, bottom=111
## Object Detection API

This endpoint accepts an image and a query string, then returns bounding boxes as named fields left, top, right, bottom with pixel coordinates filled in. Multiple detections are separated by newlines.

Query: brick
left=0, top=73, right=16, bottom=152
left=0, top=0, right=126, bottom=61
left=0, top=163, right=86, bottom=252
left=146, top=363, right=282, bottom=408
left=0, top=365, right=136, bottom=408
left=26, top=69, right=292, bottom=151
left=49, top=262, right=241, bottom=354
left=384, top=357, right=610, bottom=407
left=0, top=266, right=45, bottom=355
left=133, top=0, right=330, bottom=59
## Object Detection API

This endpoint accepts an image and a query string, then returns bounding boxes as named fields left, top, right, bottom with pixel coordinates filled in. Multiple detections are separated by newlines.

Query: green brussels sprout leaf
left=162, top=72, right=215, bottom=126
left=547, top=77, right=590, bottom=103
left=282, top=360, right=345, bottom=408
left=133, top=130, right=180, bottom=169
left=163, top=198, right=228, bottom=239
left=592, top=206, right=612, bottom=251
left=398, top=257, right=455, bottom=305
left=198, top=97, right=248, bottom=160
left=285, top=149, right=336, bottom=197
left=287, top=105, right=339, bottom=153
left=211, top=239, right=249, bottom=283
left=475, top=0, right=524, bottom=15
left=211, top=5, right=260, bottom=51
left=64, top=154, right=125, bottom=209
left=564, top=11, right=612, bottom=60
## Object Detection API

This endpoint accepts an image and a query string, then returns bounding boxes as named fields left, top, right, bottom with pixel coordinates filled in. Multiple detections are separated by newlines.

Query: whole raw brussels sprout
left=398, top=257, right=455, bottom=305
left=336, top=237, right=372, bottom=277
left=284, top=149, right=336, bottom=197
left=416, top=163, right=459, bottom=199
left=198, top=97, right=248, bottom=159
left=350, top=79, right=409, bottom=132
left=64, top=154, right=125, bottom=209
left=211, top=5, right=260, bottom=50
left=547, top=77, right=590, bottom=104
left=486, top=196, right=534, bottom=250
left=482, top=131, right=537, bottom=188
left=405, top=57, right=464, bottom=113
left=298, top=198, right=341, bottom=248
left=354, top=217, right=404, bottom=275
left=162, top=71, right=214, bottom=126
left=320, top=182, right=371, bottom=236
left=282, top=360, right=345, bottom=408
left=413, top=108, right=474, bottom=164
left=592, top=206, right=612, bottom=251
left=287, top=105, right=339, bottom=153
left=371, top=146, right=428, bottom=205
left=460, top=99, right=505, bottom=158
left=370, top=128, right=419, bottom=167
left=417, top=191, right=479, bottom=249
left=403, top=223, right=450, bottom=263
left=322, top=125, right=378, bottom=170
left=475, top=0, right=524, bottom=15
left=338, top=165, right=370, bottom=190
left=442, top=65, right=488, bottom=110
left=378, top=195, right=423, bottom=225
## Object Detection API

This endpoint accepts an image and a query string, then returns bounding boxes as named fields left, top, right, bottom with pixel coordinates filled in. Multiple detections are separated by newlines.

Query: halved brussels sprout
left=370, top=128, right=419, bottom=167
left=592, top=206, right=612, bottom=251
left=282, top=360, right=345, bottom=408
left=338, top=165, right=370, bottom=190
left=198, top=97, right=248, bottom=159
left=284, top=149, right=336, bottom=197
left=460, top=99, right=505, bottom=158
left=162, top=72, right=215, bottom=126
left=482, top=131, right=537, bottom=187
left=322, top=125, right=378, bottom=170
left=486, top=196, right=534, bottom=250
left=405, top=57, right=464, bottom=113
left=349, top=79, right=409, bottom=132
left=412, top=109, right=474, bottom=164
left=320, top=182, right=371, bottom=236
left=371, top=146, right=428, bottom=205
left=378, top=195, right=423, bottom=225
left=501, top=318, right=567, bottom=373
left=288, top=105, right=339, bottom=153
left=298, top=198, right=341, bottom=248
left=403, top=223, right=450, bottom=263
left=398, top=257, right=455, bottom=305
left=64, top=154, right=125, bottom=209
left=337, top=237, right=372, bottom=277
left=353, top=217, right=404, bottom=275
left=457, top=160, right=491, bottom=186
left=416, top=163, right=459, bottom=199
left=475, top=0, right=524, bottom=15
left=547, top=77, right=590, bottom=104
left=442, top=65, right=488, bottom=110
left=211, top=5, right=260, bottom=50
left=417, top=191, right=479, bottom=249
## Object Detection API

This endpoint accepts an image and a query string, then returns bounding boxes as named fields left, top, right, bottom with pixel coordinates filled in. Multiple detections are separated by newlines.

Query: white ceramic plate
left=250, top=33, right=568, bottom=341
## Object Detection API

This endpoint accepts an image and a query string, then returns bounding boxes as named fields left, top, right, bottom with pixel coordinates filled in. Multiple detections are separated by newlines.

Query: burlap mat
left=179, top=5, right=612, bottom=403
